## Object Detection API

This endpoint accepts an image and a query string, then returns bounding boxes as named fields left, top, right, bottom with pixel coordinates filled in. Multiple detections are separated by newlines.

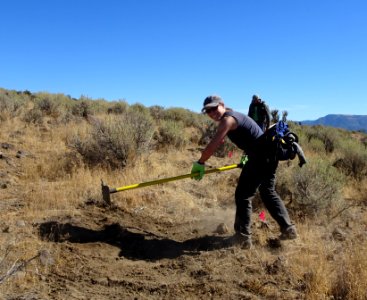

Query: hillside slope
left=301, top=114, right=367, bottom=132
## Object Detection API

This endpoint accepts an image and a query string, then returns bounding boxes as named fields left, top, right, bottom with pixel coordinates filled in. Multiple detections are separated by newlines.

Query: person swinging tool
left=191, top=95, right=297, bottom=249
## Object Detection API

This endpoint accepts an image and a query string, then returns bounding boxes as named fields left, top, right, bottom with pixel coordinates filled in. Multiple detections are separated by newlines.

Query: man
left=248, top=95, right=271, bottom=131
left=191, top=95, right=297, bottom=249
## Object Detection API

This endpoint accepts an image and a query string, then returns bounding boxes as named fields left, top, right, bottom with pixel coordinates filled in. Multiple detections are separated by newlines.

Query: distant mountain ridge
left=300, top=114, right=367, bottom=132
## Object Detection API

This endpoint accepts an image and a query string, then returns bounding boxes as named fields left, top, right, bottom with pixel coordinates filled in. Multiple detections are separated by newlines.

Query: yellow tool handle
left=110, top=163, right=240, bottom=193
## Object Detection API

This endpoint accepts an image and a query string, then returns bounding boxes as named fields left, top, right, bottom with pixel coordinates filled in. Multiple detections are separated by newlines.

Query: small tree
left=282, top=110, right=288, bottom=122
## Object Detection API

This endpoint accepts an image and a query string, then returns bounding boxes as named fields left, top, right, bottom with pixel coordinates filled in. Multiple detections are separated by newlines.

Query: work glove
left=239, top=155, right=248, bottom=167
left=191, top=161, right=205, bottom=180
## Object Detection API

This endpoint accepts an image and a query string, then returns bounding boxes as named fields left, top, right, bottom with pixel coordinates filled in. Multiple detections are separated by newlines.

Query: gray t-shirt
left=223, top=111, right=263, bottom=156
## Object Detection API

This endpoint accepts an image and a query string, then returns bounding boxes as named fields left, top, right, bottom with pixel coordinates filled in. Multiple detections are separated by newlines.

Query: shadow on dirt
left=38, top=221, right=229, bottom=261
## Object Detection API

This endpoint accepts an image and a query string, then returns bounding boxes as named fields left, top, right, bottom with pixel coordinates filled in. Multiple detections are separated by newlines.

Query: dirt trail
left=30, top=199, right=304, bottom=300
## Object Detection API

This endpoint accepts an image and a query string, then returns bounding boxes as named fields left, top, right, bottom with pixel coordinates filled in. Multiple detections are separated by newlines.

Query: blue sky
left=1, top=0, right=366, bottom=121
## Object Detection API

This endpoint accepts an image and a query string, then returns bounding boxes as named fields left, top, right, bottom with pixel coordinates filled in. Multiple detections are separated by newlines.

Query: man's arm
left=198, top=116, right=237, bottom=164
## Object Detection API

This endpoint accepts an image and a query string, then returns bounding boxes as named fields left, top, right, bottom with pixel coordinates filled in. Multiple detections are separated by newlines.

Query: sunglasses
left=205, top=106, right=218, bottom=114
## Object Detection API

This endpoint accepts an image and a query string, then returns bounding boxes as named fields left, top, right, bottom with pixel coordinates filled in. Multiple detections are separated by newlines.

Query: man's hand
left=191, top=162, right=205, bottom=180
left=239, top=155, right=248, bottom=167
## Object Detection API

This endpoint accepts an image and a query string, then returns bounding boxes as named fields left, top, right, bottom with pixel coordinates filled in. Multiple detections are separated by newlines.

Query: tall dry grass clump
left=330, top=242, right=367, bottom=299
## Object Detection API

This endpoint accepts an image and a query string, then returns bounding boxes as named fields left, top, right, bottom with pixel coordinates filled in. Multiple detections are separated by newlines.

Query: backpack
left=264, top=121, right=307, bottom=167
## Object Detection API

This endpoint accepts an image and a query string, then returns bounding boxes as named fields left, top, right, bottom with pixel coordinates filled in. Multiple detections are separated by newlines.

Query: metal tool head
left=101, top=180, right=111, bottom=205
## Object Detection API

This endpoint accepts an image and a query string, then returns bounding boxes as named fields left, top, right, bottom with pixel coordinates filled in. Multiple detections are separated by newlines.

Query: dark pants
left=234, top=156, right=293, bottom=236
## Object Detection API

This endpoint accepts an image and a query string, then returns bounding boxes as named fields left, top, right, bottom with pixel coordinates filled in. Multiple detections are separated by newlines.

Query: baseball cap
left=201, top=95, right=223, bottom=113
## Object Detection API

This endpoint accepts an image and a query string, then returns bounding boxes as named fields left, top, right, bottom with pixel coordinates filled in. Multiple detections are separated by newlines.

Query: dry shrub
left=304, top=125, right=340, bottom=153
left=275, top=161, right=295, bottom=204
left=129, top=103, right=150, bottom=115
left=333, top=140, right=367, bottom=180
left=305, top=136, right=327, bottom=154
left=286, top=158, right=345, bottom=219
left=149, top=105, right=165, bottom=120
left=69, top=111, right=155, bottom=170
left=71, top=100, right=92, bottom=118
left=154, top=120, right=188, bottom=150
left=22, top=107, right=44, bottom=124
left=361, top=136, right=367, bottom=149
left=0, top=91, right=25, bottom=120
left=35, top=97, right=60, bottom=117
left=162, top=107, right=205, bottom=128
left=107, top=100, right=128, bottom=115
left=16, top=93, right=77, bottom=125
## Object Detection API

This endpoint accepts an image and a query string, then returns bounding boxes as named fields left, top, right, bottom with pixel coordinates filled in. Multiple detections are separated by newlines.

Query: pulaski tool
left=102, top=163, right=242, bottom=205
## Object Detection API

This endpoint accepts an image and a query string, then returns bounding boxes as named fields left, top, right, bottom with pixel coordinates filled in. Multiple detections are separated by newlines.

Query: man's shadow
left=38, top=222, right=230, bottom=261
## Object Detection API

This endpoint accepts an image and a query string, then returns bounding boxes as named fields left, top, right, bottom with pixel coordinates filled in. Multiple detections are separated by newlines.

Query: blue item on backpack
left=265, top=121, right=306, bottom=167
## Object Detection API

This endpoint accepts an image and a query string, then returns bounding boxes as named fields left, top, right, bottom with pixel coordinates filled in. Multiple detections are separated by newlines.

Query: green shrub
left=275, top=163, right=294, bottom=204
left=35, top=97, right=60, bottom=117
left=129, top=103, right=150, bottom=115
left=333, top=140, right=367, bottom=180
left=71, top=101, right=92, bottom=118
left=70, top=96, right=110, bottom=116
left=306, top=136, right=326, bottom=154
left=304, top=126, right=340, bottom=153
left=361, top=136, right=367, bottom=149
left=291, top=158, right=345, bottom=218
left=69, top=111, right=155, bottom=169
left=0, top=90, right=26, bottom=119
left=149, top=105, right=165, bottom=120
left=154, top=120, right=188, bottom=150
left=107, top=101, right=128, bottom=115
left=88, top=98, right=110, bottom=114
left=162, top=107, right=204, bottom=128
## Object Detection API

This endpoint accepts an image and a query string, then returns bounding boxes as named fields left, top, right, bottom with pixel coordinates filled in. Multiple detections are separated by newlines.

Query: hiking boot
left=279, top=226, right=298, bottom=240
left=223, top=233, right=252, bottom=249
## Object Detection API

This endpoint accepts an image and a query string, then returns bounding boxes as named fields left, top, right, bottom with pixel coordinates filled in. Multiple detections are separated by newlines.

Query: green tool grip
left=109, top=163, right=240, bottom=193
